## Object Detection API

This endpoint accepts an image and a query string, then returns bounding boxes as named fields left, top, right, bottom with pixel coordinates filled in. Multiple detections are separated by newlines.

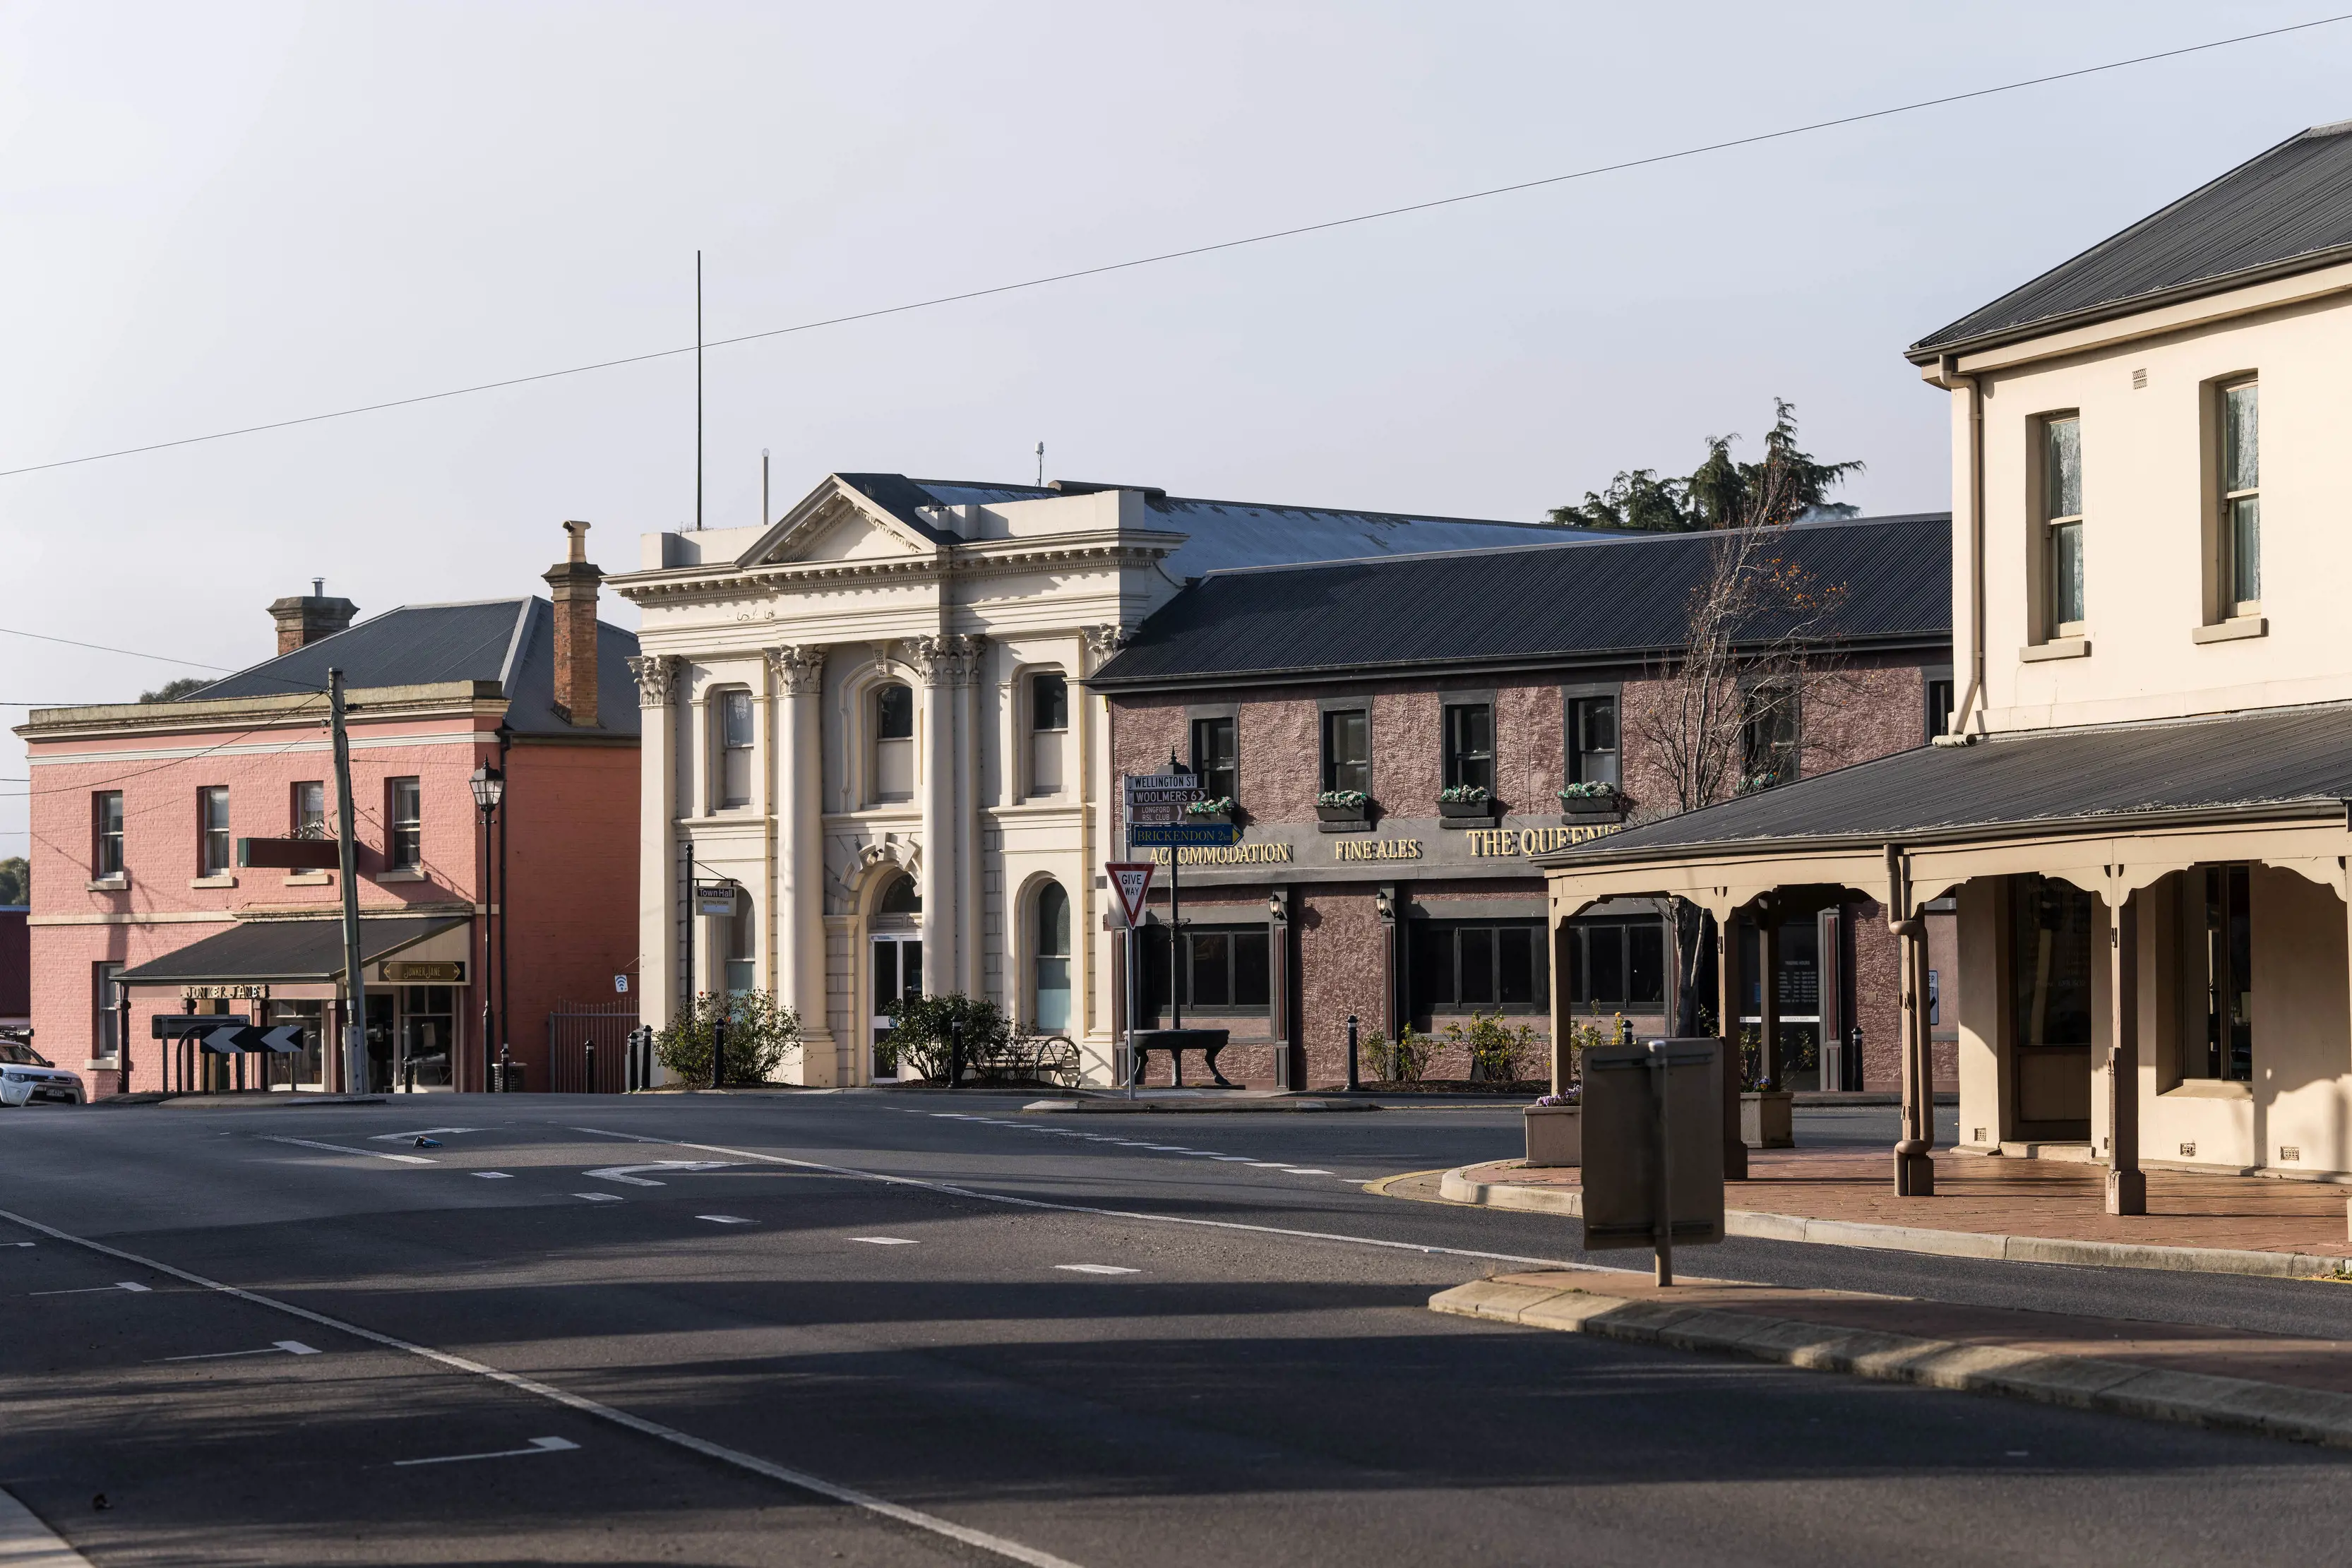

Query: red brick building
left=1088, top=513, right=1958, bottom=1091
left=14, top=526, right=638, bottom=1096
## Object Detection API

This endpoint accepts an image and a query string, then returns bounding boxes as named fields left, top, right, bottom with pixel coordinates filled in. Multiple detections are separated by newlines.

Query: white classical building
left=610, top=472, right=1589, bottom=1084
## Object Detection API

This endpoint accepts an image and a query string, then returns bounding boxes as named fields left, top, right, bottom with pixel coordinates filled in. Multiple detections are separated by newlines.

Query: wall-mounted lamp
left=1373, top=887, right=1395, bottom=923
left=1267, top=887, right=1287, bottom=921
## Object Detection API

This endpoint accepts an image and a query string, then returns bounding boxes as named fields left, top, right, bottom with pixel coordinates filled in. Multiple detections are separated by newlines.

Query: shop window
left=400, top=986, right=455, bottom=1088
left=198, top=786, right=230, bottom=875
left=1033, top=881, right=1071, bottom=1030
left=873, top=683, right=914, bottom=803
left=2180, top=865, right=2254, bottom=1082
left=2011, top=875, right=2095, bottom=1048
left=2041, top=414, right=2085, bottom=635
left=266, top=998, right=326, bottom=1087
left=1741, top=684, right=1799, bottom=790
left=292, top=781, right=326, bottom=838
left=93, top=791, right=124, bottom=877
left=1563, top=917, right=1662, bottom=1013
left=1567, top=695, right=1619, bottom=786
left=1141, top=923, right=1269, bottom=1019
left=1321, top=708, right=1370, bottom=795
left=2219, top=380, right=2261, bottom=615
left=1443, top=703, right=1493, bottom=794
left=717, top=688, right=756, bottom=808
left=1190, top=716, right=1237, bottom=803
left=1413, top=921, right=1548, bottom=1015
left=1030, top=672, right=1068, bottom=797
left=387, top=777, right=422, bottom=869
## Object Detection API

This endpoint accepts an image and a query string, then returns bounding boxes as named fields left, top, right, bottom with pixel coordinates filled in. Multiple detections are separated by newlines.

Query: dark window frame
left=1442, top=696, right=1496, bottom=793
left=1189, top=714, right=1238, bottom=803
left=1140, top=920, right=1272, bottom=1019
left=1562, top=683, right=1622, bottom=788
left=1320, top=705, right=1371, bottom=796
left=1563, top=915, right=1667, bottom=1014
left=1409, top=918, right=1549, bottom=1017
left=874, top=683, right=915, bottom=741
left=93, top=791, right=124, bottom=877
left=197, top=786, right=230, bottom=876
left=1741, top=681, right=1801, bottom=789
left=387, top=777, right=422, bottom=870
left=1031, top=671, right=1069, bottom=734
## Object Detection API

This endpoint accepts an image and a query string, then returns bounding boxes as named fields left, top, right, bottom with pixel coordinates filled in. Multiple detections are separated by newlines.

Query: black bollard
left=949, top=1019, right=963, bottom=1090
left=711, top=1010, right=726, bottom=1089
left=1346, top=1014, right=1361, bottom=1094
left=585, top=1040, right=596, bottom=1094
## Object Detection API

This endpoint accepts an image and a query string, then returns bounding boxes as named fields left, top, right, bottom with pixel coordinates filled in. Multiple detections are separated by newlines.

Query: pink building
left=14, top=526, right=638, bottom=1095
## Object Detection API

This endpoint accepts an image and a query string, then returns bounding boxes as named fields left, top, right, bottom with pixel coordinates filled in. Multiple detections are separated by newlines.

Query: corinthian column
left=907, top=635, right=984, bottom=1004
left=767, top=646, right=835, bottom=1083
left=627, top=654, right=682, bottom=1034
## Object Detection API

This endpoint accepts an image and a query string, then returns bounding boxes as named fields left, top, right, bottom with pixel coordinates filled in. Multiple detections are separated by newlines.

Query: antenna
left=1035, top=441, right=1044, bottom=486
left=761, top=448, right=770, bottom=528
left=695, top=250, right=704, bottom=530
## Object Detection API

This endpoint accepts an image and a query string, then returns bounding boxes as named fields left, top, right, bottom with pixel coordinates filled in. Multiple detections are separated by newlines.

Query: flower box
left=1315, top=803, right=1371, bottom=832
left=1558, top=797, right=1624, bottom=823
left=1524, top=1103, right=1582, bottom=1168
left=1437, top=798, right=1496, bottom=820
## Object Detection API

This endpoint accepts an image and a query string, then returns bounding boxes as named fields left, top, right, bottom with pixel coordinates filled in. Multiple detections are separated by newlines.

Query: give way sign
left=1105, top=861, right=1154, bottom=928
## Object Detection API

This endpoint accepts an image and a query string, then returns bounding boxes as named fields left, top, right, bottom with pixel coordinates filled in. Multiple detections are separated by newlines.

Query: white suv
left=0, top=1039, right=85, bottom=1107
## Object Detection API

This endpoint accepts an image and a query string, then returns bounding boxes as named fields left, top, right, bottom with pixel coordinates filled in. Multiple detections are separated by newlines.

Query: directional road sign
left=201, top=1025, right=270, bottom=1055
left=1129, top=822, right=1241, bottom=848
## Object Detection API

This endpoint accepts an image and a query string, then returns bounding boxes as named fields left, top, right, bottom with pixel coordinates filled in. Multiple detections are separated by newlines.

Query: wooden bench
left=1128, top=1028, right=1236, bottom=1088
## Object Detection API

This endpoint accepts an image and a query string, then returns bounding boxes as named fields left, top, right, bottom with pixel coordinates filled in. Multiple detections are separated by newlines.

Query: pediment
left=737, top=478, right=937, bottom=569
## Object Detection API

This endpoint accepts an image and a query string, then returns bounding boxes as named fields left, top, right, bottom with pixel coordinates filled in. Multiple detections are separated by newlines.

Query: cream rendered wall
left=1970, top=290, right=2352, bottom=734
left=1953, top=880, right=2004, bottom=1151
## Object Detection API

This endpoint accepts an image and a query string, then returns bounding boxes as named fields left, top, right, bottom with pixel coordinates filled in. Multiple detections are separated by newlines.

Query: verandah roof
left=117, top=916, right=468, bottom=986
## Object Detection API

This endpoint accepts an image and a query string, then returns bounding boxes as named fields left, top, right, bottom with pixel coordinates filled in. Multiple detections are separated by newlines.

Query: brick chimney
left=267, top=579, right=359, bottom=654
left=542, top=521, right=602, bottom=728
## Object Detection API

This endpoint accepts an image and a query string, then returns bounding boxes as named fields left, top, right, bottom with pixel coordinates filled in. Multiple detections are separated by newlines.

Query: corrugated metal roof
left=117, top=916, right=469, bottom=985
left=1911, top=121, right=2352, bottom=357
left=1089, top=512, right=1950, bottom=688
left=1548, top=703, right=2352, bottom=866
left=185, top=600, right=640, bottom=737
left=835, top=474, right=1599, bottom=577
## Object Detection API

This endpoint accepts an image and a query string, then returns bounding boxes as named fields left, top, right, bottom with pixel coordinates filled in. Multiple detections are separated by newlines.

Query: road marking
left=0, top=1205, right=1090, bottom=1568
left=394, top=1435, right=580, bottom=1467
left=1, top=1242, right=31, bottom=1247
left=696, top=1215, right=753, bottom=1225
left=1054, top=1264, right=1139, bottom=1275
left=849, top=1237, right=918, bottom=1245
left=570, top=1127, right=1617, bottom=1278
left=0, top=1482, right=95, bottom=1567
left=30, top=1281, right=151, bottom=1297
left=1245, top=1162, right=1290, bottom=1168
left=162, top=1340, right=319, bottom=1362
left=262, top=1136, right=434, bottom=1165
left=583, top=1161, right=733, bottom=1187
left=1280, top=1168, right=1332, bottom=1175
left=574, top=1192, right=623, bottom=1203
left=471, top=1172, right=514, bottom=1180
left=369, top=1127, right=482, bottom=1142
left=1210, top=1156, right=1255, bottom=1162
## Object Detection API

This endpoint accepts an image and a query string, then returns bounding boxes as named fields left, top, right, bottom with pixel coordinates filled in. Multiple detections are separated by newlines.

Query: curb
left=1431, top=1276, right=2352, bottom=1449
left=1020, top=1097, right=1378, bottom=1114
left=1434, top=1166, right=2352, bottom=1281
left=92, top=1094, right=387, bottom=1110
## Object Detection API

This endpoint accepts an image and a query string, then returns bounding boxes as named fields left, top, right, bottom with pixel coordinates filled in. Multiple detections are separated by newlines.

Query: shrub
left=655, top=990, right=801, bottom=1086
left=1318, top=789, right=1370, bottom=810
left=885, top=992, right=1013, bottom=1082
left=1557, top=782, right=1620, bottom=800
left=1184, top=796, right=1236, bottom=817
left=1445, top=1012, right=1539, bottom=1084
left=1364, top=1025, right=1431, bottom=1084
left=1437, top=784, right=1491, bottom=804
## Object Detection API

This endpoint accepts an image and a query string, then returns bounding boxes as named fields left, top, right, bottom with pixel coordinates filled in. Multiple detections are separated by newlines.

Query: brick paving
left=1462, top=1145, right=2352, bottom=1260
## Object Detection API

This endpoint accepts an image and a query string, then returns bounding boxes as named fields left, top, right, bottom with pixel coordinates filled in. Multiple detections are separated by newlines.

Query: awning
left=118, top=916, right=469, bottom=987
left=1540, top=705, right=2352, bottom=870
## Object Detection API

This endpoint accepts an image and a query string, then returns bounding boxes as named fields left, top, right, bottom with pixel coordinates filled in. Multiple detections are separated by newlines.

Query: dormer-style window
left=2221, top=380, right=2261, bottom=615
left=873, top=683, right=915, bottom=803
left=2041, top=415, right=2085, bottom=637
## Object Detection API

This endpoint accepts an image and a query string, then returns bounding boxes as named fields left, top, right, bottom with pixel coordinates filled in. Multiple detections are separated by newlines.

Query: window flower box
left=1437, top=786, right=1493, bottom=822
left=1184, top=796, right=1236, bottom=825
left=1316, top=789, right=1371, bottom=831
left=1557, top=784, right=1625, bottom=822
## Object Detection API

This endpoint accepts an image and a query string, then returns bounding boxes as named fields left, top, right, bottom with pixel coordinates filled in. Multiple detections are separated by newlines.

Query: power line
left=4, top=13, right=2346, bottom=484
left=0, top=624, right=230, bottom=672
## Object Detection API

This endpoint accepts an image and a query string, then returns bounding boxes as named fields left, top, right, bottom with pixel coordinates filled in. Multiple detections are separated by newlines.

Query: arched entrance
left=869, top=873, right=921, bottom=1078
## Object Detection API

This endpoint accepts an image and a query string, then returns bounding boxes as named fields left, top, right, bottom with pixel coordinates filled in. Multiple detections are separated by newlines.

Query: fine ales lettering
left=1466, top=825, right=1620, bottom=858
left=1147, top=843, right=1295, bottom=867
left=1335, top=838, right=1422, bottom=862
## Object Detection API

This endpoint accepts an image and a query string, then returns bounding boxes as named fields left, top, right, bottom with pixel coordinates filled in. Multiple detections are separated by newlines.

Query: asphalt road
left=2, top=1091, right=2346, bottom=1567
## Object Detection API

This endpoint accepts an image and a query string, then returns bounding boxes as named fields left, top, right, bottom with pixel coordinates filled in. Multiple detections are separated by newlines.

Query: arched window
left=873, top=683, right=914, bottom=803
left=1034, top=881, right=1071, bottom=1030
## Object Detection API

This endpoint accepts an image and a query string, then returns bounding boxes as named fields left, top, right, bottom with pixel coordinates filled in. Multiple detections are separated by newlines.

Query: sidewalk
left=1425, top=1146, right=2352, bottom=1279
left=1433, top=1268, right=2352, bottom=1448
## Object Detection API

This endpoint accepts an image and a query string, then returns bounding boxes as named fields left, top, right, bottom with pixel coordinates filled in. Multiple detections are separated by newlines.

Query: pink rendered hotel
left=13, top=526, right=639, bottom=1096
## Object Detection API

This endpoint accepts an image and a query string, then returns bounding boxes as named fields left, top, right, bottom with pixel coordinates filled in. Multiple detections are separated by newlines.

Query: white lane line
left=848, top=1237, right=918, bottom=1246
left=472, top=1172, right=515, bottom=1180
left=1280, top=1168, right=1332, bottom=1175
left=568, top=1127, right=1623, bottom=1278
left=393, top=1435, right=579, bottom=1467
left=1210, top=1156, right=1256, bottom=1162
left=696, top=1215, right=753, bottom=1225
left=0, top=1205, right=1091, bottom=1568
left=0, top=1482, right=95, bottom=1567
left=582, top=1161, right=733, bottom=1187
left=1053, top=1264, right=1139, bottom=1276
left=29, top=1281, right=151, bottom=1297
left=162, top=1340, right=319, bottom=1363
left=1, top=1241, right=32, bottom=1247
left=574, top=1192, right=624, bottom=1203
left=1244, top=1163, right=1290, bottom=1168
left=261, top=1137, right=434, bottom=1165
left=368, top=1127, right=482, bottom=1142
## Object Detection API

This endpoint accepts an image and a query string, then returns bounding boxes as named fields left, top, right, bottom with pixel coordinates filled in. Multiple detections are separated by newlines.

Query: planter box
left=1741, top=1089, right=1794, bottom=1149
left=1558, top=795, right=1624, bottom=821
left=1315, top=803, right=1371, bottom=832
left=1184, top=811, right=1233, bottom=826
left=1524, top=1103, right=1582, bottom=1167
left=1437, top=798, right=1496, bottom=822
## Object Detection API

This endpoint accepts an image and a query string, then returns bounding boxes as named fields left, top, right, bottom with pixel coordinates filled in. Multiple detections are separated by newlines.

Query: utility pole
left=329, top=669, right=367, bottom=1094
left=695, top=250, right=704, bottom=531
left=761, top=447, right=770, bottom=528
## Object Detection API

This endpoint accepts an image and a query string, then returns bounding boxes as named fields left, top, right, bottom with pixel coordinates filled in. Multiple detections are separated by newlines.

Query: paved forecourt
left=2, top=1094, right=2350, bottom=1567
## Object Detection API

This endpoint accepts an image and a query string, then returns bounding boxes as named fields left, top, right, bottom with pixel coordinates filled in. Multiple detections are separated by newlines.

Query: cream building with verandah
left=1538, top=118, right=2352, bottom=1204
left=609, top=472, right=1599, bottom=1084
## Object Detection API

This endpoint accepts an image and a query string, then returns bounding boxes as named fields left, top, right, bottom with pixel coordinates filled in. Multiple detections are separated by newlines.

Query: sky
left=8, top=0, right=2352, bottom=857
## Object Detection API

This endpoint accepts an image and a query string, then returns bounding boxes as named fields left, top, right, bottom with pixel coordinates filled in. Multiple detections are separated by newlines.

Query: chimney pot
left=544, top=522, right=603, bottom=728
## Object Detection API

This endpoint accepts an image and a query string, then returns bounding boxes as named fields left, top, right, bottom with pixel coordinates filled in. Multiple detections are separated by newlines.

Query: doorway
left=2009, top=875, right=2095, bottom=1139
left=868, top=872, right=923, bottom=1079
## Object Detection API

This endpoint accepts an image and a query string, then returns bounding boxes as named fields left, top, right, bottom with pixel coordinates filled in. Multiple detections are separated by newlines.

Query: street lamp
left=471, top=766, right=503, bottom=1091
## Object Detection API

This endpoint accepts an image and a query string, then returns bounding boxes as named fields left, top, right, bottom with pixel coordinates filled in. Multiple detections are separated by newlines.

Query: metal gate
left=547, top=1003, right=639, bottom=1093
